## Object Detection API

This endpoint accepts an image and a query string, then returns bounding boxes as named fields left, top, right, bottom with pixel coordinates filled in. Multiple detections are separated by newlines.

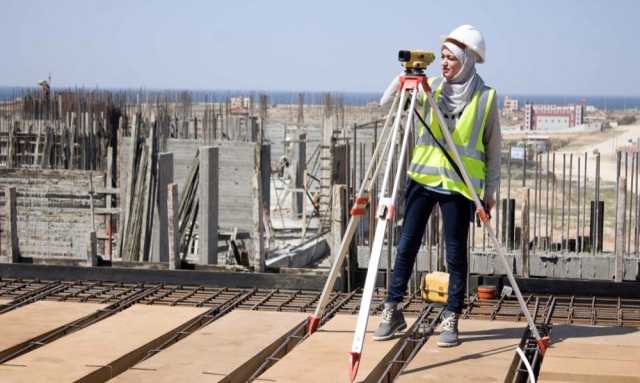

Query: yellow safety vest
left=407, top=77, right=496, bottom=201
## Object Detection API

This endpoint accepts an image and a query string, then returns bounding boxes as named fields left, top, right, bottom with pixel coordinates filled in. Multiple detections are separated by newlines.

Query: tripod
left=307, top=69, right=549, bottom=382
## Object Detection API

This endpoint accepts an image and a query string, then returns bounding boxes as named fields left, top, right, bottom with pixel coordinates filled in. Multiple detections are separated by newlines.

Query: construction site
left=3, top=1, right=640, bottom=379
left=0, top=82, right=638, bottom=382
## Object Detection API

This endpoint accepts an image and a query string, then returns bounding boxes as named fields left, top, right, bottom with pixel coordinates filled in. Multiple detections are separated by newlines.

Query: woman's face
left=441, top=46, right=462, bottom=81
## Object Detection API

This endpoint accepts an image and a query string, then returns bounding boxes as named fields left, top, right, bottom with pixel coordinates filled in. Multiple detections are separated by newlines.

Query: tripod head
left=398, top=50, right=435, bottom=75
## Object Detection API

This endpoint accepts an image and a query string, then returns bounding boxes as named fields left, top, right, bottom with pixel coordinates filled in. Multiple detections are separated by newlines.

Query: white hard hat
left=442, top=24, right=486, bottom=63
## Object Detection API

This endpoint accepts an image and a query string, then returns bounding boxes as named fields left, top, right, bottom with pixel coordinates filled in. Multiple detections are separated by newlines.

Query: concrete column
left=521, top=188, right=530, bottom=277
left=332, top=184, right=353, bottom=291
left=250, top=116, right=258, bottom=142
left=152, top=152, right=174, bottom=262
left=167, top=183, right=180, bottom=270
left=105, top=148, right=113, bottom=260
left=86, top=231, right=97, bottom=267
left=615, top=176, right=627, bottom=282
left=199, top=146, right=219, bottom=265
left=331, top=185, right=346, bottom=261
left=252, top=139, right=265, bottom=272
left=292, top=133, right=307, bottom=218
left=6, top=187, right=19, bottom=263
left=7, top=123, right=15, bottom=168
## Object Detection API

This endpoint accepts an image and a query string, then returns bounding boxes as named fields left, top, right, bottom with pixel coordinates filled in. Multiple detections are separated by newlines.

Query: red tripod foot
left=307, top=315, right=320, bottom=336
left=537, top=336, right=551, bottom=356
left=349, top=352, right=361, bottom=382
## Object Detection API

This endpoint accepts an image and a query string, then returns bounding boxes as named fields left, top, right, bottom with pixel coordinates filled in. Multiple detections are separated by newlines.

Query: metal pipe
left=614, top=151, right=622, bottom=254
left=635, top=150, right=640, bottom=256
left=594, top=151, right=601, bottom=254
left=537, top=153, right=543, bottom=250
left=507, top=143, right=513, bottom=249
left=523, top=143, right=527, bottom=187
left=577, top=156, right=581, bottom=252
left=561, top=153, right=566, bottom=252
left=546, top=149, right=550, bottom=251
left=496, top=166, right=501, bottom=244
left=534, top=153, right=539, bottom=250
left=629, top=152, right=635, bottom=255
left=568, top=153, right=573, bottom=252
left=582, top=152, right=588, bottom=253
left=551, top=152, right=556, bottom=250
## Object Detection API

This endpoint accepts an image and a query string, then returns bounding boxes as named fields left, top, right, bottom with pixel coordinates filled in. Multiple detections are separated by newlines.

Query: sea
left=1, top=86, right=639, bottom=110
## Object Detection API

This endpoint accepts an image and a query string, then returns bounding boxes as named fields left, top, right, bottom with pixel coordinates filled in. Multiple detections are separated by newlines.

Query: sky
left=1, top=0, right=639, bottom=96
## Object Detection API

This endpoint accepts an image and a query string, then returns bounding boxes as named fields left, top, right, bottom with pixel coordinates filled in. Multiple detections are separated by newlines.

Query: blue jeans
left=387, top=179, right=473, bottom=313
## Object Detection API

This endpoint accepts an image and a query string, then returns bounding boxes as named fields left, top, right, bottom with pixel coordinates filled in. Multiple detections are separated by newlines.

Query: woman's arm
left=483, top=97, right=502, bottom=208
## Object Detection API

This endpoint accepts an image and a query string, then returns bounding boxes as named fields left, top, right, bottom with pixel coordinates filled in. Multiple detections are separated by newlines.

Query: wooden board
left=255, top=314, right=417, bottom=383
left=112, top=310, right=308, bottom=383
left=0, top=301, right=105, bottom=360
left=397, top=319, right=526, bottom=382
left=538, top=324, right=640, bottom=382
left=0, top=304, right=206, bottom=382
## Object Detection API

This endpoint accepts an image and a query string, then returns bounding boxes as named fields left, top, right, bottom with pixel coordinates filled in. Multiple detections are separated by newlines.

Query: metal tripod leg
left=424, top=92, right=549, bottom=352
left=306, top=90, right=401, bottom=335
left=349, top=80, right=421, bottom=382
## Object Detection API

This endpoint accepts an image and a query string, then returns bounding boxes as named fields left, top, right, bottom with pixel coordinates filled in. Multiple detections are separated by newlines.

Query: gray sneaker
left=437, top=310, right=459, bottom=347
left=373, top=303, right=407, bottom=341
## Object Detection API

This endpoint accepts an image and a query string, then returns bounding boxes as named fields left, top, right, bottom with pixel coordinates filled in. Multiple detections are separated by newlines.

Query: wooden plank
left=0, top=304, right=206, bottom=382
left=93, top=187, right=120, bottom=195
left=138, top=121, right=156, bottom=261
left=256, top=314, right=417, bottom=383
left=539, top=324, right=640, bottom=383
left=396, top=319, right=526, bottom=382
left=94, top=207, right=121, bottom=215
left=112, top=310, right=307, bottom=383
left=0, top=301, right=105, bottom=360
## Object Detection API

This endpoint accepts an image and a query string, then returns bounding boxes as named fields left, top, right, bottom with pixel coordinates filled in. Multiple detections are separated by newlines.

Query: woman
left=373, top=25, right=501, bottom=347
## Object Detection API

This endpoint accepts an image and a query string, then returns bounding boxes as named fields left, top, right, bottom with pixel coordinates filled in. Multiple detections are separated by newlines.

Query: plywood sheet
left=0, top=301, right=105, bottom=360
left=538, top=324, right=640, bottom=383
left=397, top=319, right=525, bottom=382
left=0, top=304, right=207, bottom=383
left=112, top=310, right=307, bottom=383
left=256, top=314, right=417, bottom=383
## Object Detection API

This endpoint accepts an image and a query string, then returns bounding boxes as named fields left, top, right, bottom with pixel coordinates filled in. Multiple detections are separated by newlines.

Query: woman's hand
left=380, top=74, right=428, bottom=107
left=379, top=75, right=401, bottom=106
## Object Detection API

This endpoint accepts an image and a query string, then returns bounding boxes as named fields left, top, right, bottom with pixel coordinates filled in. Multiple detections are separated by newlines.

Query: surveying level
left=306, top=49, right=549, bottom=383
left=398, top=49, right=435, bottom=71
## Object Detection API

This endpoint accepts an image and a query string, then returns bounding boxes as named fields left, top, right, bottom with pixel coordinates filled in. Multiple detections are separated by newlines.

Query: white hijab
left=440, top=41, right=481, bottom=115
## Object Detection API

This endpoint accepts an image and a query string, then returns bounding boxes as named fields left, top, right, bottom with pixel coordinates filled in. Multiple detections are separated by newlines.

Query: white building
left=524, top=102, right=585, bottom=130
left=503, top=96, right=519, bottom=112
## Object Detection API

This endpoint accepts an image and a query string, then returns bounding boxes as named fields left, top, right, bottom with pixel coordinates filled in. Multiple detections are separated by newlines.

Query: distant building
left=524, top=102, right=585, bottom=130
left=503, top=96, right=519, bottom=112
left=230, top=96, right=252, bottom=115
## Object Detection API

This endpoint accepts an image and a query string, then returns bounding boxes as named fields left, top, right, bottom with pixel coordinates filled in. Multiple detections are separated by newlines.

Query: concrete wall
left=122, top=138, right=270, bottom=233
left=0, top=168, right=106, bottom=259
left=356, top=245, right=640, bottom=281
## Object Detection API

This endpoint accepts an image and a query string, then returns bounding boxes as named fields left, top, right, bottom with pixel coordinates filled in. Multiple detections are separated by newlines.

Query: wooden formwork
left=538, top=324, right=640, bottom=382
left=0, top=304, right=206, bottom=382
left=255, top=314, right=418, bottom=383
left=113, top=310, right=308, bottom=383
left=396, top=319, right=526, bottom=382
left=0, top=301, right=105, bottom=361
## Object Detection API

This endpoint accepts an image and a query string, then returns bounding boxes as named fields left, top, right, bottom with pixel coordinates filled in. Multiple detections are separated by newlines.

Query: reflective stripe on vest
left=409, top=77, right=495, bottom=200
